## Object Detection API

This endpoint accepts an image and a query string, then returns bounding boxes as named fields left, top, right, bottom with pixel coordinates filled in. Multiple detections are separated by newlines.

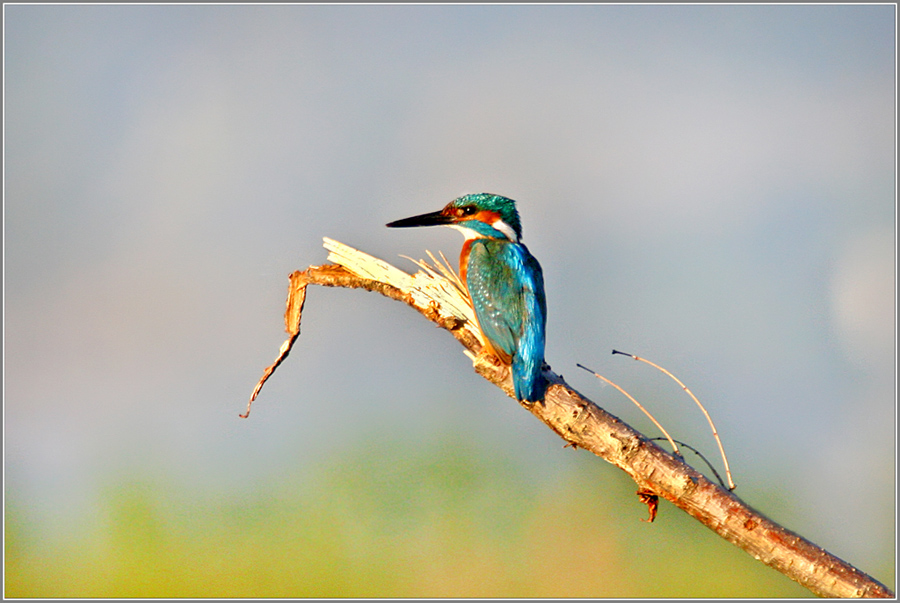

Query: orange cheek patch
left=474, top=210, right=501, bottom=223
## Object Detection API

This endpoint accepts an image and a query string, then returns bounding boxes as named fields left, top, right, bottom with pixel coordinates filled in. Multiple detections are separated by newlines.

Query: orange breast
left=459, top=239, right=473, bottom=287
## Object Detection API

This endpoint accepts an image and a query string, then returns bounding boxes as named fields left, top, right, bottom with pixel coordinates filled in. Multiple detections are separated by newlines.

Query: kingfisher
left=387, top=193, right=547, bottom=403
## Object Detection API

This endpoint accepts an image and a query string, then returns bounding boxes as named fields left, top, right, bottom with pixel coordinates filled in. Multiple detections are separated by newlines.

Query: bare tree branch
left=246, top=238, right=894, bottom=599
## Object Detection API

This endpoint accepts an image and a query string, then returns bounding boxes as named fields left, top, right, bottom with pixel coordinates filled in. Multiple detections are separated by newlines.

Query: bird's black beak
left=386, top=209, right=453, bottom=229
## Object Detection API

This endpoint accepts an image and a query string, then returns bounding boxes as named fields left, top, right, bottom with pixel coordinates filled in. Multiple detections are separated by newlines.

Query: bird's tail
left=512, top=352, right=547, bottom=403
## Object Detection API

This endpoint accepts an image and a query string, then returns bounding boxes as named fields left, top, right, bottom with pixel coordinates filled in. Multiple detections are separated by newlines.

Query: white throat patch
left=448, top=224, right=482, bottom=241
left=446, top=220, right=519, bottom=242
left=447, top=220, right=519, bottom=243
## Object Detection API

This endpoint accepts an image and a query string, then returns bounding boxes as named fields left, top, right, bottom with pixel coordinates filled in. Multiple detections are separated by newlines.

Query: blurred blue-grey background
left=4, top=4, right=895, bottom=596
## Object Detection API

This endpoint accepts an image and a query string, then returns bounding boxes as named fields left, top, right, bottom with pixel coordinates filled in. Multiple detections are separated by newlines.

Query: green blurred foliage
left=6, top=433, right=821, bottom=597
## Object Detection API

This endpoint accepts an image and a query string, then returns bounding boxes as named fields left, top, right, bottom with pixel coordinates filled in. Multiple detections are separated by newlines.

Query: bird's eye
left=461, top=206, right=477, bottom=216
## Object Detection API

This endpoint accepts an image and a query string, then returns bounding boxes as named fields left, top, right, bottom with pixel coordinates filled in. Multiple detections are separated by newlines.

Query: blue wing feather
left=466, top=239, right=547, bottom=402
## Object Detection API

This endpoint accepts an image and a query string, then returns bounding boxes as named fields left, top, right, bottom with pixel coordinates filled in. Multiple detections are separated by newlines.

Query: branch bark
left=246, top=238, right=894, bottom=599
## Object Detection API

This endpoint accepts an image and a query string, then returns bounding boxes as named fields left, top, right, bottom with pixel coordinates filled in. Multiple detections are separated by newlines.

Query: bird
left=387, top=193, right=547, bottom=403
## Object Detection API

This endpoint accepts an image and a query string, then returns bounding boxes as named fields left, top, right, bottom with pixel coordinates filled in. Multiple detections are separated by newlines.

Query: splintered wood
left=242, top=238, right=483, bottom=418
left=323, top=237, right=480, bottom=333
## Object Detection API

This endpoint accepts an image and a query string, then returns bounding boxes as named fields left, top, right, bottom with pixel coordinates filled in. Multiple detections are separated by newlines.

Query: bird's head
left=387, top=193, right=522, bottom=242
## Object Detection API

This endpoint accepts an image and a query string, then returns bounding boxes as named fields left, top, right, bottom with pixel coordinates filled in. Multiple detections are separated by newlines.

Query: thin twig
left=613, top=350, right=736, bottom=491
left=576, top=363, right=681, bottom=457
left=649, top=437, right=727, bottom=490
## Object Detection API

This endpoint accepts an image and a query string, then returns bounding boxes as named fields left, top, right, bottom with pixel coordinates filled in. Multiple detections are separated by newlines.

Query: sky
left=4, top=2, right=896, bottom=584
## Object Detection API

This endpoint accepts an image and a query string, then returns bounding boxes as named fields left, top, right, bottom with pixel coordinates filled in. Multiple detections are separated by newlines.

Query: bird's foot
left=465, top=348, right=512, bottom=389
left=463, top=347, right=505, bottom=367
